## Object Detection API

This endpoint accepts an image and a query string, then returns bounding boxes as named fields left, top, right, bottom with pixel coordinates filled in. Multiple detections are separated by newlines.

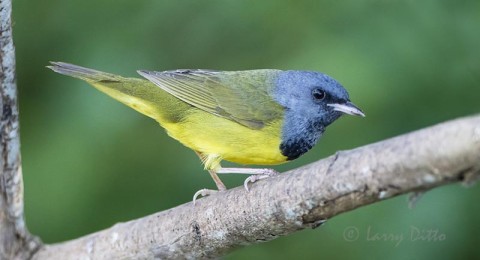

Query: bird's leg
left=192, top=169, right=227, bottom=205
left=216, top=167, right=279, bottom=192
left=208, top=169, right=227, bottom=191
left=193, top=152, right=227, bottom=205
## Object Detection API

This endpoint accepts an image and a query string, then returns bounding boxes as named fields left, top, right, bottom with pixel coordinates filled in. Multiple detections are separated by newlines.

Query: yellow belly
left=161, top=108, right=287, bottom=169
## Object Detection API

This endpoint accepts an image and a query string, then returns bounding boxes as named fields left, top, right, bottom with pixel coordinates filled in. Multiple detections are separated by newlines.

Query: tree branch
left=31, top=115, right=480, bottom=259
left=0, top=0, right=41, bottom=259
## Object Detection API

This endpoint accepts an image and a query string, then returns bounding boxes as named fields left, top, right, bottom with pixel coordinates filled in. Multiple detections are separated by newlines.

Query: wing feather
left=137, top=69, right=284, bottom=129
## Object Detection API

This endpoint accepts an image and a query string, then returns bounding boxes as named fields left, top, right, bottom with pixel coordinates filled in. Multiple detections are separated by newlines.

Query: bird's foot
left=243, top=169, right=279, bottom=192
left=193, top=168, right=279, bottom=205
left=192, top=188, right=221, bottom=206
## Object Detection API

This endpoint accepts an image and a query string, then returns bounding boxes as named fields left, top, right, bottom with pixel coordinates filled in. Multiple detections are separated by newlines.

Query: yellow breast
left=160, top=108, right=287, bottom=169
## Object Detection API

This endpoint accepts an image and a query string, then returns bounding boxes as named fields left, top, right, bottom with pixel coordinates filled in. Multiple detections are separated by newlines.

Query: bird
left=48, top=62, right=364, bottom=203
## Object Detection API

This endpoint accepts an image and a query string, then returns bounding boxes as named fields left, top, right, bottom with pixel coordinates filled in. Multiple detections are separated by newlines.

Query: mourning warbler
left=48, top=62, right=364, bottom=202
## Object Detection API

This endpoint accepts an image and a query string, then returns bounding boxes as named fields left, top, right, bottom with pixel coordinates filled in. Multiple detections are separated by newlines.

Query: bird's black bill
left=327, top=101, right=365, bottom=117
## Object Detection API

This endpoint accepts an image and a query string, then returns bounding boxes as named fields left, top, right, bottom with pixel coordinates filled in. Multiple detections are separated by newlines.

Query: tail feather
left=47, top=61, right=187, bottom=123
left=47, top=62, right=120, bottom=82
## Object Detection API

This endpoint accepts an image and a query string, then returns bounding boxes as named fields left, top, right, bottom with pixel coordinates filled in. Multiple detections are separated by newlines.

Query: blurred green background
left=13, top=0, right=479, bottom=259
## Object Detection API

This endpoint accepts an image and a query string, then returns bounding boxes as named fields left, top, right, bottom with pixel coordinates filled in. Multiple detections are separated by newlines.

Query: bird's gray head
left=274, top=70, right=364, bottom=160
left=275, top=70, right=364, bottom=126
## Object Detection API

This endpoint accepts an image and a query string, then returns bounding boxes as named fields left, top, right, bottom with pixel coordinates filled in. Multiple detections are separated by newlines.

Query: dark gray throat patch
left=279, top=121, right=324, bottom=161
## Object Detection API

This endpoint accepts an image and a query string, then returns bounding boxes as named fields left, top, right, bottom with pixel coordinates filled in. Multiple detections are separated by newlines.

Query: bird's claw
left=192, top=188, right=218, bottom=206
left=243, top=169, right=279, bottom=192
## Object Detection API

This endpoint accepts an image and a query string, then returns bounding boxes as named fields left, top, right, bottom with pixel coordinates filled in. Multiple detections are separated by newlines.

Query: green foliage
left=14, top=0, right=479, bottom=259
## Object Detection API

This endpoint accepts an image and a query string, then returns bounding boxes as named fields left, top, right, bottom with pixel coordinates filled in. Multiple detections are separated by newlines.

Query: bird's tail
left=47, top=62, right=177, bottom=121
left=47, top=62, right=123, bottom=82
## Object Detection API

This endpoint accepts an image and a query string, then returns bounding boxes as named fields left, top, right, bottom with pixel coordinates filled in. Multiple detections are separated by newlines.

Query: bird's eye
left=312, top=88, right=326, bottom=102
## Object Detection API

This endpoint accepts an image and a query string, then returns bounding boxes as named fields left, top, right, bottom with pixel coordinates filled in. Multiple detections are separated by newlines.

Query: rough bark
left=0, top=0, right=41, bottom=259
left=31, top=115, right=480, bottom=259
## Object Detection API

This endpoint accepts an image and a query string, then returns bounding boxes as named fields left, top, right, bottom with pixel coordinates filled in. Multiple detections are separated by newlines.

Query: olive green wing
left=137, top=69, right=284, bottom=129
